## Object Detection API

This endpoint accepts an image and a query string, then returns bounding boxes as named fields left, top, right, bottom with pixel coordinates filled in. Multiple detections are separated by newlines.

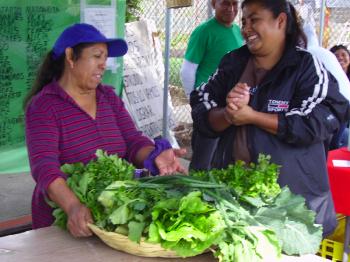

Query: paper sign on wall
left=123, top=20, right=176, bottom=139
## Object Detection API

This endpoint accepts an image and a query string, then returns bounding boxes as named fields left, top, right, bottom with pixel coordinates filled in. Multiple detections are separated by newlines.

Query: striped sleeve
left=277, top=52, right=342, bottom=145
left=105, top=88, right=154, bottom=164
left=285, top=54, right=328, bottom=117
left=25, top=98, right=67, bottom=194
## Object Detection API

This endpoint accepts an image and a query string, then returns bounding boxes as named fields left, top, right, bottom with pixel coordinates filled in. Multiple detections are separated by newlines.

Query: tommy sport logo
left=268, top=100, right=289, bottom=112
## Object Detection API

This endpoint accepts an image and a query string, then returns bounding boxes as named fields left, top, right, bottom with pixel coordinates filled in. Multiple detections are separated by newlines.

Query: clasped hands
left=224, top=82, right=255, bottom=126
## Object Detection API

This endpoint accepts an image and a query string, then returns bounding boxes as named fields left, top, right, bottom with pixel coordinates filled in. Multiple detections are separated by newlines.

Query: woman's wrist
left=47, top=178, right=81, bottom=215
left=143, top=138, right=172, bottom=175
left=223, top=108, right=234, bottom=125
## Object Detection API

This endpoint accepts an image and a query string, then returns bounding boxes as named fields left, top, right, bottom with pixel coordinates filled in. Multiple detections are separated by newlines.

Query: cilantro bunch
left=192, top=154, right=281, bottom=199
left=52, top=149, right=135, bottom=228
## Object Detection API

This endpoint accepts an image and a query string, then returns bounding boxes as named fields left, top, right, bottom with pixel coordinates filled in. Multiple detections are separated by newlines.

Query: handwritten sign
left=123, top=20, right=176, bottom=139
left=0, top=4, right=64, bottom=150
left=0, top=0, right=125, bottom=173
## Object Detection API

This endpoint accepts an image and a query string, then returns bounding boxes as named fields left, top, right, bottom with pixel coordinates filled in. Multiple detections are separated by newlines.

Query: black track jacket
left=190, top=44, right=350, bottom=236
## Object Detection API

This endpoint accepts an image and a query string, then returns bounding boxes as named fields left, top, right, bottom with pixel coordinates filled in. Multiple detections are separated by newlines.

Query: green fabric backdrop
left=0, top=0, right=126, bottom=174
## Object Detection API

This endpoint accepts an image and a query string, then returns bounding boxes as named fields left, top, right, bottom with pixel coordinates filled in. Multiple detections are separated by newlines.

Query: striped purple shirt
left=25, top=81, right=153, bottom=229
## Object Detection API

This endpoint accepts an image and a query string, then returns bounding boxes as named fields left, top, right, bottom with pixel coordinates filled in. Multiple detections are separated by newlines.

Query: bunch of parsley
left=52, top=149, right=135, bottom=229
left=191, top=154, right=281, bottom=200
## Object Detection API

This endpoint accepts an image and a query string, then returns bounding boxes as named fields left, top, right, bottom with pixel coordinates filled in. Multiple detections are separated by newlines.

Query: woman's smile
left=246, top=34, right=259, bottom=47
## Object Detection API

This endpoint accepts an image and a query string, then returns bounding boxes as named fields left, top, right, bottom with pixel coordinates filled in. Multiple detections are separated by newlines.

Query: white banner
left=123, top=20, right=176, bottom=139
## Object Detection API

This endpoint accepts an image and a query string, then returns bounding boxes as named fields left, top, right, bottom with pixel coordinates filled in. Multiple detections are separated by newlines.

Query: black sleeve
left=277, top=54, right=350, bottom=146
left=190, top=53, right=238, bottom=138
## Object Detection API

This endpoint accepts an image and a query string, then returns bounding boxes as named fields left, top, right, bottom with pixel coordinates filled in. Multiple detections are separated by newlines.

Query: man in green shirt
left=180, top=0, right=243, bottom=170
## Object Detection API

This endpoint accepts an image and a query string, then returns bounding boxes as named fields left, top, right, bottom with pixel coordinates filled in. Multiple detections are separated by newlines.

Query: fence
left=137, top=0, right=213, bottom=127
left=134, top=0, right=350, bottom=152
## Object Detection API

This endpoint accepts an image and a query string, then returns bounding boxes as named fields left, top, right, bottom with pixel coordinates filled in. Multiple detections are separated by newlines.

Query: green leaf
left=274, top=187, right=318, bottom=226
left=98, top=181, right=131, bottom=208
left=279, top=219, right=322, bottom=255
left=60, top=162, right=84, bottom=175
left=240, top=195, right=267, bottom=208
left=152, top=198, right=179, bottom=220
left=52, top=208, right=67, bottom=229
left=148, top=223, right=161, bottom=243
left=109, top=204, right=129, bottom=225
left=179, top=191, right=214, bottom=214
left=254, top=187, right=323, bottom=255
left=149, top=191, right=225, bottom=257
left=133, top=201, right=146, bottom=211
left=128, top=221, right=146, bottom=243
left=114, top=225, right=129, bottom=235
left=251, top=227, right=281, bottom=261
left=98, top=190, right=116, bottom=208
left=162, top=224, right=208, bottom=242
left=134, top=213, right=145, bottom=222
left=78, top=172, right=91, bottom=197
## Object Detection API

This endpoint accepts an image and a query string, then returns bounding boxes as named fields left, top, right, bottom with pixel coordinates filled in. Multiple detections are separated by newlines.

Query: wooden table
left=0, top=226, right=329, bottom=262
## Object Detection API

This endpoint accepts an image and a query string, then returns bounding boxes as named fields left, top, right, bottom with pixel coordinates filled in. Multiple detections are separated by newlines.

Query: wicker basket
left=88, top=224, right=180, bottom=258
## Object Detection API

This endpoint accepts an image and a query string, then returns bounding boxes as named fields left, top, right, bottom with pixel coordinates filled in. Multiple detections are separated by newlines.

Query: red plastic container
left=327, top=147, right=350, bottom=216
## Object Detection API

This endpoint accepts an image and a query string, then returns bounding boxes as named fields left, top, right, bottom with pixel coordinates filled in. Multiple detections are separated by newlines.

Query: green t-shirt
left=185, top=18, right=243, bottom=88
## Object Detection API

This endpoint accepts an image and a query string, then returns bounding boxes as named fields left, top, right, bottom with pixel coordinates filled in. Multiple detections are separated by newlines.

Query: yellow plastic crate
left=318, top=239, right=349, bottom=262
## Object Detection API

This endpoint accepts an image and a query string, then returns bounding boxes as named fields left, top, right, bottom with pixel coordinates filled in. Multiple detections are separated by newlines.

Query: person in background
left=303, top=25, right=350, bottom=101
left=24, top=23, right=186, bottom=237
left=190, top=0, right=350, bottom=237
left=329, top=44, right=350, bottom=149
left=330, top=44, right=350, bottom=80
left=295, top=0, right=315, bottom=27
left=180, top=0, right=243, bottom=170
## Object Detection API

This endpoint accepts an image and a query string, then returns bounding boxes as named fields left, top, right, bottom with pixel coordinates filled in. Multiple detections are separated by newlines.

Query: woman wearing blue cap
left=24, top=23, right=186, bottom=237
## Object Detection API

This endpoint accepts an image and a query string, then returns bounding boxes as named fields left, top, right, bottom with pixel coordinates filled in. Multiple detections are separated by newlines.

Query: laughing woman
left=331, top=44, right=350, bottom=80
left=328, top=44, right=350, bottom=149
left=24, top=23, right=186, bottom=237
left=190, top=0, right=350, bottom=237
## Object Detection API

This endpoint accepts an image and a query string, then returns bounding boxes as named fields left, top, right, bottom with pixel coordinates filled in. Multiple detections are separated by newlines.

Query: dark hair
left=23, top=43, right=94, bottom=109
left=241, top=0, right=307, bottom=48
left=330, top=44, right=350, bottom=55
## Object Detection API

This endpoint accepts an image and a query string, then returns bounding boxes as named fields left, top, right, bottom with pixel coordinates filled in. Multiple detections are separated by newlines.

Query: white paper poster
left=81, top=0, right=118, bottom=72
left=123, top=20, right=176, bottom=139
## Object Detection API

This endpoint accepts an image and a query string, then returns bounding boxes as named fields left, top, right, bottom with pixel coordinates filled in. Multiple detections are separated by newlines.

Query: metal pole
left=318, top=0, right=327, bottom=46
left=162, top=8, right=172, bottom=139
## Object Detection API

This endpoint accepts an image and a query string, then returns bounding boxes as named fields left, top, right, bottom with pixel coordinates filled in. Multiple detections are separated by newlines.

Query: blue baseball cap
left=52, top=23, right=128, bottom=60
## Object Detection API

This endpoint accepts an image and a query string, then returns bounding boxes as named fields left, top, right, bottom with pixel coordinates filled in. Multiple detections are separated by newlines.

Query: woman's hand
left=224, top=104, right=255, bottom=126
left=66, top=202, right=93, bottom=238
left=224, top=104, right=278, bottom=134
left=226, top=82, right=250, bottom=110
left=47, top=178, right=93, bottom=238
left=155, top=148, right=187, bottom=175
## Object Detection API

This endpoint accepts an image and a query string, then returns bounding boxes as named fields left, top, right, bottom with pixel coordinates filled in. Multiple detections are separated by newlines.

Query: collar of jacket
left=233, top=44, right=301, bottom=67
left=229, top=44, right=302, bottom=86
